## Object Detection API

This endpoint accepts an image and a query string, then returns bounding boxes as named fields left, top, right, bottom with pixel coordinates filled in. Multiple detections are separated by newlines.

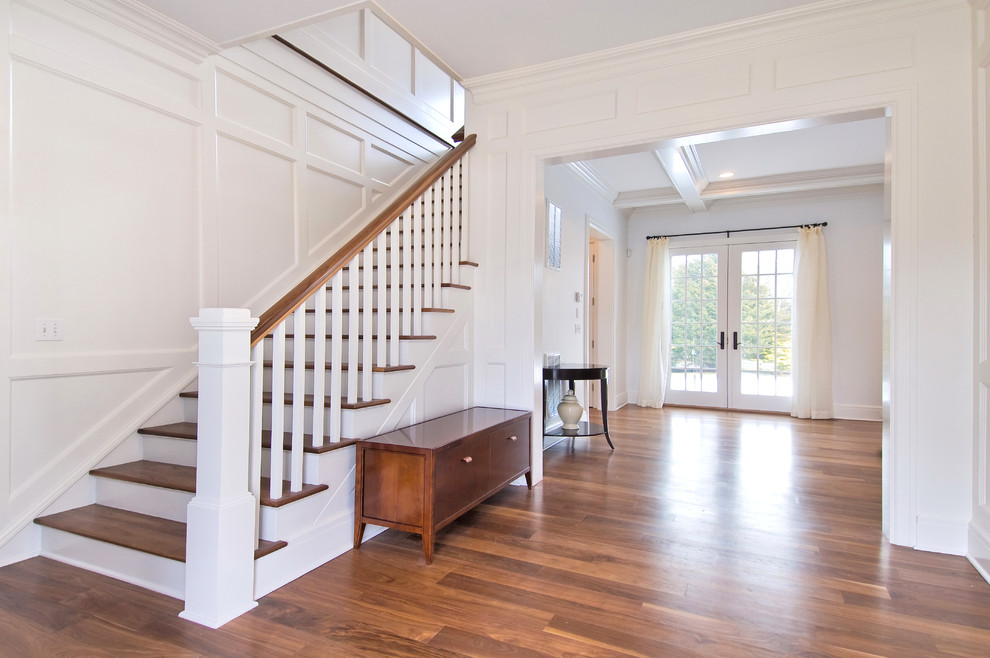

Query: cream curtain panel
left=638, top=237, right=671, bottom=408
left=791, top=226, right=834, bottom=419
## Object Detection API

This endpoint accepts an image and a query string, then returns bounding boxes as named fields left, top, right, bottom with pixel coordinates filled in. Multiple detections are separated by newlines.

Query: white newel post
left=180, top=308, right=259, bottom=628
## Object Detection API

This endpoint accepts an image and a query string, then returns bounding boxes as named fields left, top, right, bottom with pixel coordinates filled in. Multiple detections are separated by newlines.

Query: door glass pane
left=738, top=247, right=794, bottom=398
left=669, top=251, right=719, bottom=392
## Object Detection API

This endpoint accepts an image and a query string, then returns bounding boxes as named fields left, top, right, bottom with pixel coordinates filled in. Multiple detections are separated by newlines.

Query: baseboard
left=0, top=524, right=39, bottom=567
left=614, top=392, right=629, bottom=409
left=968, top=521, right=990, bottom=585
left=915, top=514, right=968, bottom=556
left=833, top=403, right=882, bottom=421
left=254, top=512, right=386, bottom=599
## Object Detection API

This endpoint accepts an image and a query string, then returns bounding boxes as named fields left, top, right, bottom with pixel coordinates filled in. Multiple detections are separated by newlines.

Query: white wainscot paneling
left=524, top=92, right=617, bottom=134
left=414, top=51, right=453, bottom=122
left=9, top=370, right=163, bottom=496
left=367, top=144, right=413, bottom=186
left=316, top=11, right=362, bottom=59
left=11, top=63, right=199, bottom=354
left=217, top=136, right=296, bottom=306
left=10, top=1, right=200, bottom=107
left=775, top=36, right=915, bottom=89
left=306, top=114, right=363, bottom=173
left=485, top=363, right=507, bottom=408
left=306, top=167, right=366, bottom=252
left=216, top=71, right=294, bottom=145
left=636, top=64, right=751, bottom=114
left=368, top=12, right=412, bottom=92
left=424, top=364, right=469, bottom=420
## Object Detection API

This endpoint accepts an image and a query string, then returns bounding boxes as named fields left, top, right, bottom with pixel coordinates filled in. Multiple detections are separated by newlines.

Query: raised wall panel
left=316, top=12, right=362, bottom=58
left=775, top=36, right=915, bottom=89
left=423, top=364, right=469, bottom=420
left=524, top=92, right=617, bottom=134
left=216, top=136, right=296, bottom=306
left=11, top=1, right=200, bottom=107
left=306, top=114, right=363, bottom=173
left=415, top=51, right=453, bottom=121
left=216, top=71, right=294, bottom=145
left=367, top=144, right=412, bottom=186
left=636, top=64, right=751, bottom=113
left=368, top=13, right=412, bottom=92
left=10, top=370, right=162, bottom=495
left=10, top=63, right=199, bottom=354
left=306, top=168, right=366, bottom=252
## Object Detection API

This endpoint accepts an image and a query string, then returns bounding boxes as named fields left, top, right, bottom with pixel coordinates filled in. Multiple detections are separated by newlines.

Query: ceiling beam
left=701, top=164, right=884, bottom=199
left=654, top=147, right=709, bottom=212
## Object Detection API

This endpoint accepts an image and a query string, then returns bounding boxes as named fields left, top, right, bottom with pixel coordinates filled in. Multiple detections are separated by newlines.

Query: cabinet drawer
left=361, top=449, right=425, bottom=527
left=490, top=419, right=530, bottom=488
left=434, top=434, right=491, bottom=522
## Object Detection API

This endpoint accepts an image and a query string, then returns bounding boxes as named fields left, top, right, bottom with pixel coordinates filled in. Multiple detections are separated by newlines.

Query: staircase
left=31, top=136, right=477, bottom=626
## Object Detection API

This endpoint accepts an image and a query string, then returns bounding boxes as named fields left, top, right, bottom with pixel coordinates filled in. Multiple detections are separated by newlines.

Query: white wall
left=543, top=164, right=629, bottom=412
left=0, top=0, right=450, bottom=553
left=625, top=189, right=884, bottom=420
left=466, top=0, right=973, bottom=554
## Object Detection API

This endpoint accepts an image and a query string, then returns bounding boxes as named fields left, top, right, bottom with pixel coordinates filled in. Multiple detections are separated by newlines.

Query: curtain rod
left=646, top=221, right=827, bottom=241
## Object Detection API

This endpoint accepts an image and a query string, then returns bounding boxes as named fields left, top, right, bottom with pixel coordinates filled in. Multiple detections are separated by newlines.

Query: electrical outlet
left=36, top=318, right=63, bottom=341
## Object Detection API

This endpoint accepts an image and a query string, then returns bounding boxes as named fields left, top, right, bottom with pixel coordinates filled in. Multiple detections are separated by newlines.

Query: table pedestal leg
left=601, top=376, right=614, bottom=449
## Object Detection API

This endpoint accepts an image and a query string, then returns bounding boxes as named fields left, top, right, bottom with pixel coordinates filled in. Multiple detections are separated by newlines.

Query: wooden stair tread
left=261, top=430, right=359, bottom=455
left=263, top=360, right=415, bottom=373
left=138, top=422, right=197, bottom=440
left=90, top=460, right=195, bottom=493
left=35, top=505, right=285, bottom=561
left=258, top=479, right=329, bottom=508
left=179, top=390, right=391, bottom=410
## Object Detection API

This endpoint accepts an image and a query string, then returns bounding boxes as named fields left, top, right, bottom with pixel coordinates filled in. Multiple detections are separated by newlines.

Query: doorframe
left=527, top=101, right=911, bottom=548
left=585, top=219, right=616, bottom=410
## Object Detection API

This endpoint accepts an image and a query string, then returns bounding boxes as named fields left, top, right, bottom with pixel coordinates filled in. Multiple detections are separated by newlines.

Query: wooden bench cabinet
left=353, top=407, right=532, bottom=563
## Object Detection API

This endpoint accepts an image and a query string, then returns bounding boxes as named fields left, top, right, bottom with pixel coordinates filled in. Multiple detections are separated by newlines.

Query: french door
left=665, top=241, right=795, bottom=412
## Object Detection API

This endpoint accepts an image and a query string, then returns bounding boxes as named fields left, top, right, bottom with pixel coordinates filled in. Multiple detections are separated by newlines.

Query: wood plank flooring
left=4, top=405, right=990, bottom=656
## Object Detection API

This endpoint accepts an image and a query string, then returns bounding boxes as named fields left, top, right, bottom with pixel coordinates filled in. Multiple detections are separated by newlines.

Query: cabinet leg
left=423, top=531, right=434, bottom=565
left=525, top=470, right=533, bottom=488
left=354, top=520, right=366, bottom=549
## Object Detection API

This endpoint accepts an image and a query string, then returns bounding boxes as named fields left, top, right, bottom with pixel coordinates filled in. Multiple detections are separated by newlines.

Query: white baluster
left=311, top=285, right=327, bottom=448
left=423, top=184, right=435, bottom=310
left=268, top=323, right=286, bottom=501
left=457, top=158, right=467, bottom=283
left=376, top=232, right=387, bottom=371
left=347, top=261, right=359, bottom=405
left=389, top=216, right=401, bottom=367
left=442, top=169, right=451, bottom=285
left=432, top=179, right=443, bottom=305
left=290, top=306, right=305, bottom=491
left=362, top=243, right=374, bottom=402
left=413, top=194, right=423, bottom=335
left=402, top=206, right=413, bottom=337
left=330, top=272, right=343, bottom=442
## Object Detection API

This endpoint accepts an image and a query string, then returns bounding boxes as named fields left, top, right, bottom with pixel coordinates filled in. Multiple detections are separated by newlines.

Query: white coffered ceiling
left=136, top=0, right=884, bottom=213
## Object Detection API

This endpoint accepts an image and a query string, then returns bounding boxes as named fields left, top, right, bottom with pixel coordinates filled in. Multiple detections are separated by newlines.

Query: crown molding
left=464, top=0, right=967, bottom=102
left=65, top=0, right=221, bottom=62
left=564, top=162, right=618, bottom=204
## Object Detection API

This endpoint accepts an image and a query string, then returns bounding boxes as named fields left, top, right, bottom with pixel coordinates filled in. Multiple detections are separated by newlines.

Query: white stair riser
left=94, top=478, right=192, bottom=522
left=266, top=368, right=385, bottom=399
left=142, top=435, right=197, bottom=467
left=259, top=443, right=355, bottom=484
left=262, top=336, right=439, bottom=371
left=258, top=471, right=353, bottom=542
left=40, top=527, right=185, bottom=599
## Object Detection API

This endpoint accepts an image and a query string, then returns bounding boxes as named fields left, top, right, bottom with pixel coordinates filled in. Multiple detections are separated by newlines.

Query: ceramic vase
left=557, top=389, right=583, bottom=430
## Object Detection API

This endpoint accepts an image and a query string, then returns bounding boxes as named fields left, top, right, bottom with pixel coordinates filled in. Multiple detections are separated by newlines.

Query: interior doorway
left=586, top=222, right=615, bottom=411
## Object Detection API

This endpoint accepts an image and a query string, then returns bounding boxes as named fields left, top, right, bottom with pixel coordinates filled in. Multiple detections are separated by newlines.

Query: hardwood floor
left=4, top=405, right=990, bottom=656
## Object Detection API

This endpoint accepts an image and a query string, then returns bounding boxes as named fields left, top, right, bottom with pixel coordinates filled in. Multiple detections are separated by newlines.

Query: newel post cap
left=190, top=308, right=259, bottom=332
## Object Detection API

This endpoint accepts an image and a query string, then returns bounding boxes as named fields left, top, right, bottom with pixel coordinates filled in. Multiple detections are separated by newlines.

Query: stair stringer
left=249, top=271, right=475, bottom=596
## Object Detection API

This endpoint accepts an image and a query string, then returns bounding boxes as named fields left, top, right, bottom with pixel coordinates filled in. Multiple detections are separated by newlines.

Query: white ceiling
left=136, top=0, right=885, bottom=214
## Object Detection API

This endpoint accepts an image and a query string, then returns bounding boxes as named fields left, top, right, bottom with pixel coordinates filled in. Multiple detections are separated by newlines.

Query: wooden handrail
left=251, top=133, right=477, bottom=346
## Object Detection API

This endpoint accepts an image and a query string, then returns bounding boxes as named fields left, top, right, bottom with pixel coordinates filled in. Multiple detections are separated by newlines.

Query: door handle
left=717, top=331, right=725, bottom=350
left=732, top=331, right=740, bottom=350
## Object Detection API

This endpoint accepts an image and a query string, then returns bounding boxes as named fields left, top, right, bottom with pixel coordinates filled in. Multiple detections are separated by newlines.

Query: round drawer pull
left=462, top=456, right=473, bottom=463
left=508, top=435, right=518, bottom=441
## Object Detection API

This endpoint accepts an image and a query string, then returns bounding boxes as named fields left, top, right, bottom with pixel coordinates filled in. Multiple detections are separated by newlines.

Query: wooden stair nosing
left=89, top=459, right=333, bottom=506
left=178, top=390, right=392, bottom=410
left=138, top=422, right=197, bottom=441
left=304, top=307, right=454, bottom=315
left=281, top=333, right=436, bottom=341
left=263, top=359, right=415, bottom=373
left=35, top=504, right=286, bottom=561
left=137, top=422, right=362, bottom=454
